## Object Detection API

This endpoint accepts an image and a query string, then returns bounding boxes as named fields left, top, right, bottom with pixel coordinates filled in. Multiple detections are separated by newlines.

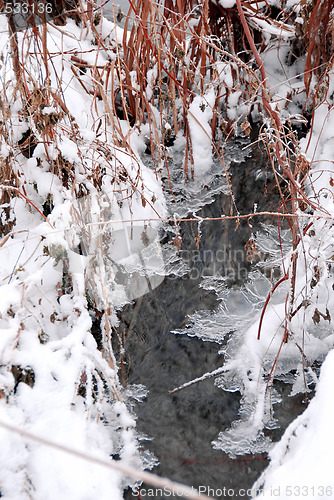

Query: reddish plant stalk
left=235, top=0, right=312, bottom=342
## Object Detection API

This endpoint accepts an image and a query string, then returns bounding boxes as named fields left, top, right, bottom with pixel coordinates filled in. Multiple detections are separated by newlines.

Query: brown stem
left=235, top=0, right=320, bottom=213
left=6, top=1, right=22, bottom=94
left=235, top=0, right=309, bottom=342
left=257, top=271, right=289, bottom=341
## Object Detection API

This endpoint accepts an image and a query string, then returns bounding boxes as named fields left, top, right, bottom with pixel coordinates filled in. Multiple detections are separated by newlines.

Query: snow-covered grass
left=0, top=6, right=166, bottom=498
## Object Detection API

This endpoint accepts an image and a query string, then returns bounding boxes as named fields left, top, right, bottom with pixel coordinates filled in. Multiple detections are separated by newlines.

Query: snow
left=0, top=8, right=165, bottom=499
left=219, top=0, right=236, bottom=8
left=252, top=349, right=334, bottom=499
left=188, top=87, right=216, bottom=175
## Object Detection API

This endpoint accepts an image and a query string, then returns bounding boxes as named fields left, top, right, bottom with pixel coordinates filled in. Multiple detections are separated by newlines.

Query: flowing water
left=114, top=135, right=309, bottom=499
left=94, top=5, right=313, bottom=497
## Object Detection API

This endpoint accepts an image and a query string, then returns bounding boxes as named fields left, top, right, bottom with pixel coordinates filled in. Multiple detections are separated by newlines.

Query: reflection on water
left=98, top=0, right=131, bottom=27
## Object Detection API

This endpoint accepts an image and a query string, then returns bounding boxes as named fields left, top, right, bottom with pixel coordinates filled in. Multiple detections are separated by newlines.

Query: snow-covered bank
left=248, top=72, right=334, bottom=499
left=252, top=349, right=334, bottom=499
left=0, top=11, right=166, bottom=499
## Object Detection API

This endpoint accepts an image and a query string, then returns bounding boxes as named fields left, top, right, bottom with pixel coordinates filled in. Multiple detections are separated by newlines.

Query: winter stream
left=97, top=5, right=312, bottom=497
left=113, top=135, right=310, bottom=499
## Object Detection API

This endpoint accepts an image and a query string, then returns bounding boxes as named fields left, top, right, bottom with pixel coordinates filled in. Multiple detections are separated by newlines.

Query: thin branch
left=0, top=419, right=212, bottom=500
left=169, top=366, right=229, bottom=394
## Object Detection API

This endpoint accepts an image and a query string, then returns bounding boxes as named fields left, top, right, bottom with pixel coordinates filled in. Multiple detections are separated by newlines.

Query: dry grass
left=1, top=0, right=334, bottom=389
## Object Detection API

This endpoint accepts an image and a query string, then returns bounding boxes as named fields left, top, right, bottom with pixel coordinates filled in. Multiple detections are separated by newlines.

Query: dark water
left=116, top=141, right=308, bottom=499
left=100, top=0, right=132, bottom=28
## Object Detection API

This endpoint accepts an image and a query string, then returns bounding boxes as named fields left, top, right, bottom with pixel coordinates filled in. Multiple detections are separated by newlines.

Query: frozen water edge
left=251, top=349, right=334, bottom=499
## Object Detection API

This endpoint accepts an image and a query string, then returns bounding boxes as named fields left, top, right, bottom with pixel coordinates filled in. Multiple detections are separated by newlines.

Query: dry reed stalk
left=233, top=0, right=329, bottom=345
left=119, top=0, right=251, bottom=178
left=6, top=2, right=24, bottom=96
left=3, top=0, right=332, bottom=397
left=304, top=0, right=334, bottom=97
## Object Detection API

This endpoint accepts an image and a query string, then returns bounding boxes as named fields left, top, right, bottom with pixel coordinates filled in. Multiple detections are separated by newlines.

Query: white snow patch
left=252, top=349, right=334, bottom=499
left=188, top=87, right=216, bottom=175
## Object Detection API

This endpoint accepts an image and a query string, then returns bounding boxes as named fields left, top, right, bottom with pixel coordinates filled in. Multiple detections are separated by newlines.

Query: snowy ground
left=252, top=349, right=334, bottom=499
left=0, top=1, right=333, bottom=499
left=0, top=12, right=166, bottom=500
